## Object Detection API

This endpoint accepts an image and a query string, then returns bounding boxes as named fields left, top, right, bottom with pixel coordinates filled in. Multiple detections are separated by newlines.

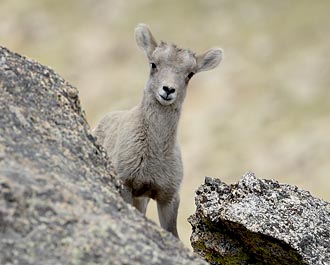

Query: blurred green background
left=1, top=0, right=329, bottom=247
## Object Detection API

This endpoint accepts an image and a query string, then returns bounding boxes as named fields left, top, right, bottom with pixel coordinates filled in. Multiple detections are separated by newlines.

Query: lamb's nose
left=163, top=86, right=176, bottom=95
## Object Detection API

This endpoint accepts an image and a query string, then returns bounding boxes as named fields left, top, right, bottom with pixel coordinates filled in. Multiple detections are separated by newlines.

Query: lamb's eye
left=150, top=63, right=157, bottom=70
left=187, top=72, right=195, bottom=80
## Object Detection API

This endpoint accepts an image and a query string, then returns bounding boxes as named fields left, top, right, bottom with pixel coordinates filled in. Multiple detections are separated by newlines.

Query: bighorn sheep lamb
left=94, top=24, right=223, bottom=238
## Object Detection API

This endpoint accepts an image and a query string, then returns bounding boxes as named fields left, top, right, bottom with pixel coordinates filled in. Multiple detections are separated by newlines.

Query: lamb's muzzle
left=159, top=86, right=176, bottom=103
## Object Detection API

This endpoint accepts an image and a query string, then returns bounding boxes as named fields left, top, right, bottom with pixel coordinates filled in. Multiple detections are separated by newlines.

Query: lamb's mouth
left=157, top=93, right=175, bottom=106
left=160, top=94, right=172, bottom=101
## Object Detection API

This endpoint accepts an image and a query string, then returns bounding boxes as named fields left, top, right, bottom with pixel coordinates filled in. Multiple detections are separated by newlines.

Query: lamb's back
left=93, top=110, right=126, bottom=157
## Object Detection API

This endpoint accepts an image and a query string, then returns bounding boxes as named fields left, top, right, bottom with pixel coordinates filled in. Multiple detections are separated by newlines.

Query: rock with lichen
left=189, top=172, right=330, bottom=265
left=0, top=46, right=207, bottom=265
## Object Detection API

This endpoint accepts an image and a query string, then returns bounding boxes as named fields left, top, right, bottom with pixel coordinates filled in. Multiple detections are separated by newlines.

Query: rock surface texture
left=189, top=172, right=330, bottom=265
left=0, top=46, right=207, bottom=265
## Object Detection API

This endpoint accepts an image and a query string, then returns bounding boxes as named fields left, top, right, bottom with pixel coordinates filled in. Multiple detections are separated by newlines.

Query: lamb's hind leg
left=157, top=193, right=180, bottom=238
left=133, top=197, right=150, bottom=215
left=120, top=185, right=133, bottom=204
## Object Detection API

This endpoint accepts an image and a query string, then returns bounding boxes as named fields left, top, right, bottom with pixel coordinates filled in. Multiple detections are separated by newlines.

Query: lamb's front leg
left=157, top=193, right=180, bottom=238
left=133, top=197, right=150, bottom=215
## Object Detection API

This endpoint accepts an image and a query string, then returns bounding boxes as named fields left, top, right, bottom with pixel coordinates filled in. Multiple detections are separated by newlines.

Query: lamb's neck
left=138, top=98, right=181, bottom=150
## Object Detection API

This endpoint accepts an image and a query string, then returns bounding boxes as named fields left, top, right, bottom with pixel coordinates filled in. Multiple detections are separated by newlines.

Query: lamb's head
left=135, top=24, right=223, bottom=107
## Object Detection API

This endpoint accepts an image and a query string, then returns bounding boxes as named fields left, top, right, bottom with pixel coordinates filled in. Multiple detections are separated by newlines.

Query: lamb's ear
left=197, top=48, right=223, bottom=72
left=135, top=24, right=158, bottom=60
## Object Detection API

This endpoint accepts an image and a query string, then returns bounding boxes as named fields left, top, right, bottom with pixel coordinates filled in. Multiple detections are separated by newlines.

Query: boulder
left=189, top=172, right=330, bottom=265
left=0, top=46, right=206, bottom=265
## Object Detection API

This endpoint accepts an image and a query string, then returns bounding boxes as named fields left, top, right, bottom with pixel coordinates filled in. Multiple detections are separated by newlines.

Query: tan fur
left=94, top=24, right=223, bottom=238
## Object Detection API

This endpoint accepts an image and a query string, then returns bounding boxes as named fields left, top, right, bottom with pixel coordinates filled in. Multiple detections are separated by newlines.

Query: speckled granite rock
left=189, top=172, right=330, bottom=265
left=0, top=46, right=207, bottom=265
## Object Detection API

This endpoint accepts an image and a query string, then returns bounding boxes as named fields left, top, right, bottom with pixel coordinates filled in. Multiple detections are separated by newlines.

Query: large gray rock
left=0, top=46, right=206, bottom=265
left=189, top=172, right=330, bottom=265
